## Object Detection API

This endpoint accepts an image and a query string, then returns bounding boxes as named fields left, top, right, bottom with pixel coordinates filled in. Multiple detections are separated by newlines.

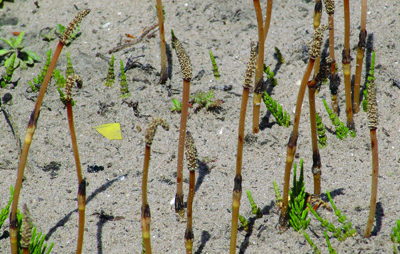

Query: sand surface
left=1, top=0, right=400, bottom=253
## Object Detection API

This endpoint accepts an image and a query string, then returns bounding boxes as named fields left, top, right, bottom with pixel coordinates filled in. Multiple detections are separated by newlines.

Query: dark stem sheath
left=142, top=146, right=152, bottom=253
left=185, top=170, right=196, bottom=253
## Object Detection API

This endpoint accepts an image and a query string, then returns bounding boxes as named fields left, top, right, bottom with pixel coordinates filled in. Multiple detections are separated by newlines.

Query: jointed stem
left=185, top=170, right=195, bottom=254
left=9, top=41, right=64, bottom=254
left=280, top=59, right=315, bottom=227
left=142, top=146, right=152, bottom=253
left=175, top=80, right=190, bottom=215
left=343, top=0, right=354, bottom=130
left=157, top=0, right=167, bottom=84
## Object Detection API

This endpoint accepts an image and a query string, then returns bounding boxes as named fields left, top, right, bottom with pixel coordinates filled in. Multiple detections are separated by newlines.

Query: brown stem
left=308, top=80, right=322, bottom=196
left=175, top=80, right=190, bottom=214
left=66, top=102, right=83, bottom=184
left=343, top=0, right=354, bottom=129
left=185, top=170, right=195, bottom=254
left=252, top=0, right=265, bottom=134
left=236, top=88, right=250, bottom=176
left=327, top=14, right=338, bottom=115
left=365, top=129, right=379, bottom=237
left=77, top=179, right=86, bottom=254
left=263, top=0, right=273, bottom=42
left=313, top=0, right=322, bottom=77
left=156, top=0, right=167, bottom=84
left=9, top=41, right=64, bottom=254
left=141, top=146, right=152, bottom=253
left=280, top=59, right=315, bottom=227
left=229, top=174, right=242, bottom=254
left=141, top=204, right=152, bottom=254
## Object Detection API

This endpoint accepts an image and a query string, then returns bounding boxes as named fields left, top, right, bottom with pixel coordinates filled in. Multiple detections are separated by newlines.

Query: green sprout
left=391, top=216, right=400, bottom=254
left=170, top=98, right=182, bottom=113
left=274, top=47, right=285, bottom=64
left=190, top=90, right=219, bottom=110
left=119, top=60, right=130, bottom=98
left=362, top=51, right=375, bottom=112
left=28, top=49, right=52, bottom=92
left=316, top=112, right=327, bottom=148
left=324, top=230, right=337, bottom=254
left=1, top=52, right=19, bottom=88
left=263, top=64, right=278, bottom=86
left=246, top=190, right=262, bottom=218
left=53, top=69, right=67, bottom=88
left=238, top=214, right=250, bottom=232
left=262, top=91, right=290, bottom=127
left=0, top=31, right=41, bottom=70
left=288, top=159, right=310, bottom=232
left=273, top=181, right=283, bottom=208
left=0, top=185, right=14, bottom=229
left=105, top=55, right=115, bottom=87
left=303, top=230, right=320, bottom=254
left=307, top=190, right=356, bottom=242
left=323, top=99, right=356, bottom=139
left=209, top=50, right=221, bottom=80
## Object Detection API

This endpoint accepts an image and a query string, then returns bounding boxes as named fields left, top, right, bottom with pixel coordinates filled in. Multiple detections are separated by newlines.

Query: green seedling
left=289, top=159, right=311, bottom=232
left=362, top=51, right=375, bottom=112
left=246, top=190, right=262, bottom=218
left=262, top=91, right=290, bottom=127
left=1, top=52, right=19, bottom=88
left=209, top=50, right=221, bottom=80
left=0, top=185, right=14, bottom=229
left=324, top=230, right=337, bottom=254
left=170, top=98, right=182, bottom=113
left=28, top=49, right=52, bottom=92
left=105, top=55, right=115, bottom=87
left=0, top=31, right=40, bottom=70
left=53, top=69, right=67, bottom=88
left=119, top=60, right=130, bottom=98
left=307, top=190, right=356, bottom=242
left=303, top=230, right=320, bottom=254
left=323, top=99, right=355, bottom=139
left=238, top=214, right=250, bottom=232
left=273, top=181, right=283, bottom=209
left=263, top=65, right=278, bottom=86
left=391, top=217, right=400, bottom=254
left=274, top=47, right=284, bottom=64
left=316, top=112, right=327, bottom=148
left=190, top=90, right=219, bottom=110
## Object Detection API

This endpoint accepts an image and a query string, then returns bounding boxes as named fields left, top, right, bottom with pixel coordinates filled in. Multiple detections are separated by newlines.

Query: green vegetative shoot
left=262, top=91, right=290, bottom=127
left=119, top=60, right=130, bottom=98
left=209, top=50, right=221, bottom=79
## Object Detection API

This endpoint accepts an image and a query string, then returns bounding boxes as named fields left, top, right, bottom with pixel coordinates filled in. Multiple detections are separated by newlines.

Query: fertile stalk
left=279, top=25, right=328, bottom=228
left=313, top=0, right=323, bottom=77
left=353, top=0, right=368, bottom=114
left=65, top=74, right=85, bottom=254
left=21, top=204, right=32, bottom=254
left=171, top=30, right=193, bottom=216
left=156, top=0, right=168, bottom=84
left=230, top=42, right=257, bottom=254
left=184, top=131, right=198, bottom=254
left=365, top=74, right=379, bottom=238
left=342, top=0, right=354, bottom=130
left=323, top=0, right=338, bottom=115
left=252, top=0, right=273, bottom=134
left=141, top=118, right=169, bottom=253
left=8, top=9, right=90, bottom=254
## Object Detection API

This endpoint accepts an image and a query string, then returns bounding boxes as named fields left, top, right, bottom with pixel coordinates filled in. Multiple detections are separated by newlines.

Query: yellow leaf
left=93, top=123, right=122, bottom=140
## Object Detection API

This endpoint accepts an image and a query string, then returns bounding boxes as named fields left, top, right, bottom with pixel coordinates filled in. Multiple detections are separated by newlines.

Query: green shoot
left=0, top=30, right=41, bottom=69
left=263, top=64, right=278, bottom=86
left=190, top=90, right=219, bottom=110
left=170, top=98, right=182, bottom=113
left=274, top=47, right=285, bottom=64
left=209, top=50, right=221, bottom=80
left=262, top=91, right=290, bottom=127
left=28, top=49, right=52, bottom=92
left=316, top=112, right=327, bottom=148
left=246, top=190, right=262, bottom=218
left=1, top=52, right=19, bottom=87
left=65, top=51, right=75, bottom=78
left=323, top=99, right=355, bottom=139
left=53, top=69, right=67, bottom=88
left=303, top=231, right=320, bottom=254
left=273, top=181, right=283, bottom=208
left=307, top=190, right=356, bottom=242
left=119, top=60, right=130, bottom=98
left=324, top=230, right=337, bottom=254
left=105, top=55, right=115, bottom=87
left=362, top=51, right=375, bottom=112
left=289, top=159, right=310, bottom=232
left=0, top=186, right=14, bottom=229
left=391, top=216, right=400, bottom=254
left=238, top=214, right=249, bottom=232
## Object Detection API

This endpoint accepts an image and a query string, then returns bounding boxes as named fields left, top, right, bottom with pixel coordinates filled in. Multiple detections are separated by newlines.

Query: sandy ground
left=1, top=0, right=400, bottom=253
